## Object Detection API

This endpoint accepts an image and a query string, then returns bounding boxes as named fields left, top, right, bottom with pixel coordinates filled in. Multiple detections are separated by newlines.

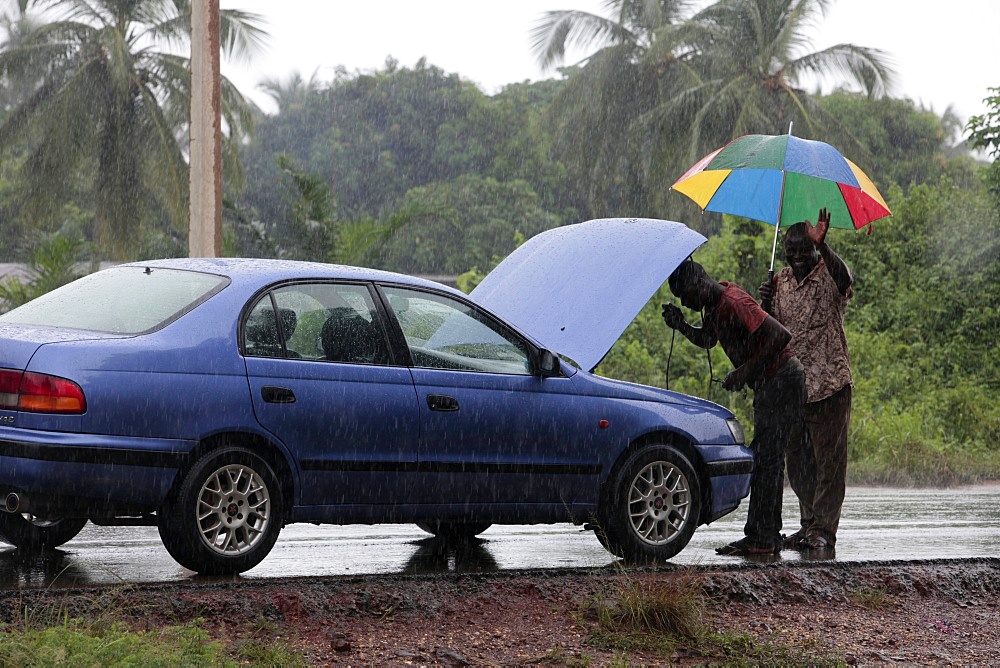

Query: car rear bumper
left=0, top=429, right=194, bottom=513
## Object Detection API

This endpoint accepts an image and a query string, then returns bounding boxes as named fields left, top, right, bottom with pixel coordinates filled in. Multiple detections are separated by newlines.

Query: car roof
left=123, top=258, right=457, bottom=293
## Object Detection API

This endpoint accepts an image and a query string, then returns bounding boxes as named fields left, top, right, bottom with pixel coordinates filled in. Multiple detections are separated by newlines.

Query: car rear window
left=0, top=266, right=229, bottom=334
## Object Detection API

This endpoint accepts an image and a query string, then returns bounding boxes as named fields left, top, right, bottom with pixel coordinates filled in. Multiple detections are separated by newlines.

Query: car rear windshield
left=0, top=266, right=229, bottom=334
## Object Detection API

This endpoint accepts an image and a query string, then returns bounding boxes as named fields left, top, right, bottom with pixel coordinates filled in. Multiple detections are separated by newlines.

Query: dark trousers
left=786, top=384, right=852, bottom=545
left=745, top=358, right=806, bottom=549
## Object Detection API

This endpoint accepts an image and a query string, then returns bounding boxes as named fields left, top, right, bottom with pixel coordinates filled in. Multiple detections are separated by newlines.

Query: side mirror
left=536, top=349, right=561, bottom=378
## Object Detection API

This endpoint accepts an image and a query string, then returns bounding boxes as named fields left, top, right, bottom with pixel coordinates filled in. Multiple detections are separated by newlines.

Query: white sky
left=220, top=0, right=999, bottom=128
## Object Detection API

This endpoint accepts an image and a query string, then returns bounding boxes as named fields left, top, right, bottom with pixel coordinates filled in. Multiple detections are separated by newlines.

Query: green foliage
left=842, top=177, right=999, bottom=383
left=0, top=619, right=225, bottom=666
left=234, top=61, right=573, bottom=272
left=0, top=233, right=86, bottom=312
left=238, top=60, right=569, bottom=227
left=333, top=201, right=440, bottom=267
left=274, top=154, right=337, bottom=259
left=229, top=637, right=307, bottom=667
left=966, top=86, right=1000, bottom=201
left=377, top=175, right=559, bottom=275
left=966, top=87, right=1000, bottom=158
left=820, top=93, right=960, bottom=188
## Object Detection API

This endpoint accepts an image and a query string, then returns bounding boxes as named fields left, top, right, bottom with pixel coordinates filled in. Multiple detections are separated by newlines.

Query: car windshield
left=0, top=266, right=229, bottom=334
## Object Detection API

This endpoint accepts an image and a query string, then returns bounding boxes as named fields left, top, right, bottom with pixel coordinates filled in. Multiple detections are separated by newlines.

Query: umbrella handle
left=762, top=269, right=774, bottom=312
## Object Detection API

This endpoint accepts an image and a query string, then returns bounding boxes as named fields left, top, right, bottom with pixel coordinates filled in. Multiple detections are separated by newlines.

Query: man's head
left=783, top=222, right=819, bottom=280
left=668, top=259, right=714, bottom=311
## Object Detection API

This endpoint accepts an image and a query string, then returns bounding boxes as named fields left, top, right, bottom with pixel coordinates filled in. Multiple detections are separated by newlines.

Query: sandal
left=782, top=529, right=809, bottom=550
left=715, top=539, right=781, bottom=556
left=801, top=535, right=832, bottom=551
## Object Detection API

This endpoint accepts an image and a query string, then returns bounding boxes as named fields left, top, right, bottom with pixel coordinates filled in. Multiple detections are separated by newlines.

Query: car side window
left=244, top=298, right=296, bottom=359
left=244, top=284, right=390, bottom=365
left=381, top=286, right=531, bottom=375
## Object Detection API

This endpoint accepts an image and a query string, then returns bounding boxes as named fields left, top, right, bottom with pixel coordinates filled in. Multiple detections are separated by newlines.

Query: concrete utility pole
left=188, top=0, right=222, bottom=257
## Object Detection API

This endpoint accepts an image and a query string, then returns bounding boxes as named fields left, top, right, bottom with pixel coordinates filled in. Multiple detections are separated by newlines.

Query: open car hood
left=470, top=218, right=706, bottom=371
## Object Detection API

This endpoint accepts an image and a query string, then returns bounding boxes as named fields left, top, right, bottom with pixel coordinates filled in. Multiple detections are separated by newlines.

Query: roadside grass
left=580, top=569, right=842, bottom=666
left=848, top=439, right=1000, bottom=487
left=0, top=618, right=225, bottom=666
left=848, top=379, right=1000, bottom=487
left=848, top=586, right=896, bottom=611
left=0, top=590, right=306, bottom=667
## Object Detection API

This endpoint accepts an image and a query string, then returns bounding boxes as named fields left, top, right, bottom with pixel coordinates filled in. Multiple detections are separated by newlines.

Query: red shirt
left=705, top=282, right=792, bottom=381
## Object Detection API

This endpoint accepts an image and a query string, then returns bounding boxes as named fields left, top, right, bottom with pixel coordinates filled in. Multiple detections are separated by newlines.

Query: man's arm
left=722, top=315, right=791, bottom=391
left=819, top=242, right=853, bottom=296
left=662, top=303, right=717, bottom=349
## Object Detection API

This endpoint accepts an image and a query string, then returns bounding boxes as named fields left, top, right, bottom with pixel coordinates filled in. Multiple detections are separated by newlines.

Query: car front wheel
left=0, top=514, right=88, bottom=552
left=597, top=445, right=701, bottom=563
left=158, top=447, right=282, bottom=575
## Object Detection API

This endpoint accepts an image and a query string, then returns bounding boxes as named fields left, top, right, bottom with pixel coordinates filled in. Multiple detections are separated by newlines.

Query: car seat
left=321, top=307, right=388, bottom=364
left=245, top=307, right=300, bottom=358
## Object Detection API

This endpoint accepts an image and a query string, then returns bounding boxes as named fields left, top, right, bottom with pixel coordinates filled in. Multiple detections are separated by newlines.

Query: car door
left=244, top=282, right=420, bottom=509
left=378, top=285, right=601, bottom=510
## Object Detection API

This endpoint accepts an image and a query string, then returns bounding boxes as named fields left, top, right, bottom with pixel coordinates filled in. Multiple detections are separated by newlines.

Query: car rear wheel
left=597, top=445, right=701, bottom=563
left=416, top=521, right=492, bottom=541
left=0, top=514, right=88, bottom=552
left=158, top=447, right=282, bottom=575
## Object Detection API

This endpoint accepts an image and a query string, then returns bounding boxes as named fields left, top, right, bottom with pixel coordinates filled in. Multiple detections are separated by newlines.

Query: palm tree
left=531, top=0, right=895, bottom=220
left=0, top=0, right=266, bottom=260
left=258, top=69, right=325, bottom=115
left=530, top=0, right=694, bottom=72
left=530, top=1, right=696, bottom=217
left=672, top=0, right=894, bottom=160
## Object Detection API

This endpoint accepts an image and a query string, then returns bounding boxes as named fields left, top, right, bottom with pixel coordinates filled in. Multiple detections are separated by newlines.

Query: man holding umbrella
left=759, top=207, right=854, bottom=552
left=663, top=260, right=805, bottom=556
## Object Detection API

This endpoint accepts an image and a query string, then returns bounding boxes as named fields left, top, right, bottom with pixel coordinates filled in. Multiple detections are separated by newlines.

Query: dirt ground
left=4, top=557, right=1000, bottom=666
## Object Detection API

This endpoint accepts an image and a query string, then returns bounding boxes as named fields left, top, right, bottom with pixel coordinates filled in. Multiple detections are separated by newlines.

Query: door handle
left=261, top=386, right=296, bottom=404
left=427, top=394, right=459, bottom=412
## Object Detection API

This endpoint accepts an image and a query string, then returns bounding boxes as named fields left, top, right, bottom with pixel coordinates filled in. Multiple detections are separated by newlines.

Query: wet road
left=3, top=484, right=998, bottom=588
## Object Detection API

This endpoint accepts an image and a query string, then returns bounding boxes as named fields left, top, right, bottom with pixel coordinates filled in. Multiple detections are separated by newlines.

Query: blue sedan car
left=0, top=219, right=752, bottom=574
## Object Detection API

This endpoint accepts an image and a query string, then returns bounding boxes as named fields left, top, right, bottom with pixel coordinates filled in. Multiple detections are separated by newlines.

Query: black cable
left=665, top=327, right=675, bottom=390
left=703, top=307, right=715, bottom=399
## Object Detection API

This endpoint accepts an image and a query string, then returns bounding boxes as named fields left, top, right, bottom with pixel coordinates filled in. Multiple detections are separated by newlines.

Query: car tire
left=0, top=514, right=88, bottom=552
left=415, top=521, right=492, bottom=541
left=157, top=447, right=282, bottom=575
left=597, top=445, right=701, bottom=563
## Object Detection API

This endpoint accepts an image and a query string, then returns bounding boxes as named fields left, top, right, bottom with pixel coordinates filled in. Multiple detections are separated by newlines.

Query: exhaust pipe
left=4, top=492, right=22, bottom=513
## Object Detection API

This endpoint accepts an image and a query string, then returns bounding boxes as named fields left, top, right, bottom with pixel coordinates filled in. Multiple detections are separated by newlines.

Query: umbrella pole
left=763, top=169, right=787, bottom=310
left=770, top=121, right=794, bottom=275
left=768, top=122, right=794, bottom=276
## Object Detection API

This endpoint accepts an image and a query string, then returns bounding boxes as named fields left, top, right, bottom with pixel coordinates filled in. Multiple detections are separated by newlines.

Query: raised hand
left=806, top=207, right=830, bottom=246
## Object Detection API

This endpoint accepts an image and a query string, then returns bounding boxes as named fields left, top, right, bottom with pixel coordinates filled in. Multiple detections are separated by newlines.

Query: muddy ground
left=3, top=557, right=999, bottom=665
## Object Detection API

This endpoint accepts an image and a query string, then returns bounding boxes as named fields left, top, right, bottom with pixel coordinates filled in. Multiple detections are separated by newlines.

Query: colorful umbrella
left=671, top=132, right=891, bottom=273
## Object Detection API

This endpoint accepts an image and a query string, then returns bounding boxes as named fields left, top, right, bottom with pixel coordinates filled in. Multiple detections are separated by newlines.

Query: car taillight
left=0, top=368, right=86, bottom=414
left=0, top=369, right=19, bottom=409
